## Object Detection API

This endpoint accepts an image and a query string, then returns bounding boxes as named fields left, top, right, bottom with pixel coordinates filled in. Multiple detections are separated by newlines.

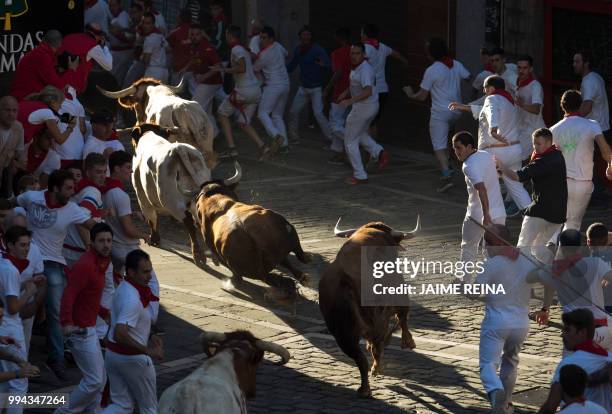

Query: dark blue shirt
left=286, top=43, right=330, bottom=88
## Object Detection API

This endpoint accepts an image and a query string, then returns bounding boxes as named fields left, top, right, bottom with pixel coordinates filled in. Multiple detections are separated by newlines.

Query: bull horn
left=333, top=217, right=357, bottom=238
left=199, top=331, right=226, bottom=346
left=222, top=161, right=242, bottom=186
left=390, top=215, right=421, bottom=239
left=96, top=85, right=136, bottom=99
left=167, top=77, right=185, bottom=94
left=255, top=340, right=290, bottom=365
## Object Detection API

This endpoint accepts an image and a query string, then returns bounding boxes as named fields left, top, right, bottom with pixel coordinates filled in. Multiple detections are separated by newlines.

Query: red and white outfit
left=470, top=91, right=532, bottom=210
left=460, top=150, right=506, bottom=265
left=63, top=179, right=105, bottom=266
left=142, top=31, right=168, bottom=83
left=420, top=58, right=470, bottom=151
left=363, top=41, right=393, bottom=96
left=551, top=341, right=612, bottom=412
left=56, top=87, right=86, bottom=169
left=57, top=249, right=111, bottom=414
left=0, top=256, right=31, bottom=414
left=254, top=41, right=290, bottom=146
left=189, top=40, right=223, bottom=138
left=329, top=45, right=351, bottom=151
left=516, top=76, right=546, bottom=159
left=102, top=279, right=159, bottom=414
left=581, top=71, right=610, bottom=133
left=108, top=8, right=134, bottom=86
left=60, top=33, right=113, bottom=93
left=20, top=142, right=61, bottom=178
left=472, top=64, right=494, bottom=92
left=218, top=43, right=261, bottom=126
left=550, top=114, right=603, bottom=230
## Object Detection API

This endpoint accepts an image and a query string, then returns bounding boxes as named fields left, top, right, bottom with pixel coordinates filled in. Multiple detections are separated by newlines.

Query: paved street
left=29, top=129, right=610, bottom=413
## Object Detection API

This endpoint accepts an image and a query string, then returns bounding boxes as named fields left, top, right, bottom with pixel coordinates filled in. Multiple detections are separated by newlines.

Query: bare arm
left=517, top=100, right=542, bottom=115
left=537, top=382, right=562, bottom=414
left=595, top=134, right=612, bottom=163
left=390, top=49, right=410, bottom=66
left=118, top=214, right=149, bottom=241
left=403, top=86, right=429, bottom=102
left=213, top=57, right=245, bottom=75
left=578, top=100, right=593, bottom=118
left=497, top=159, right=520, bottom=181
left=114, top=324, right=163, bottom=360
left=340, top=86, right=372, bottom=107
left=474, top=182, right=491, bottom=225
left=45, top=119, right=74, bottom=145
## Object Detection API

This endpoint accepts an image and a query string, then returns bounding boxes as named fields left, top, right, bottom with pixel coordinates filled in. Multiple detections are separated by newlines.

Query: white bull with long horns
left=98, top=77, right=218, bottom=168
left=158, top=329, right=290, bottom=414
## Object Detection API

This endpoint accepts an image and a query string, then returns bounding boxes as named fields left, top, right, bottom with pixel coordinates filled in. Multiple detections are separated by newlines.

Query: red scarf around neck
left=491, top=89, right=515, bottom=105
left=552, top=252, right=583, bottom=276
left=484, top=63, right=494, bottom=73
left=101, top=177, right=125, bottom=194
left=440, top=56, right=454, bottom=69
left=4, top=254, right=29, bottom=273
left=517, top=74, right=535, bottom=89
left=213, top=12, right=228, bottom=24
left=75, top=177, right=103, bottom=194
left=364, top=39, right=379, bottom=49
left=85, top=0, right=97, bottom=9
left=530, top=144, right=560, bottom=162
left=125, top=277, right=159, bottom=308
left=27, top=144, right=48, bottom=173
left=299, top=42, right=313, bottom=55
left=564, top=111, right=582, bottom=118
left=574, top=340, right=608, bottom=356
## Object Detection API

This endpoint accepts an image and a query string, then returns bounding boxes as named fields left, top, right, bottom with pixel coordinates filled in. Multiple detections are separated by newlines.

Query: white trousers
left=430, top=110, right=461, bottom=151
left=193, top=83, right=222, bottom=139
left=517, top=215, right=561, bottom=264
left=288, top=86, right=332, bottom=140
left=101, top=351, right=157, bottom=414
left=344, top=103, right=382, bottom=180
left=110, top=50, right=133, bottom=87
left=21, top=317, right=33, bottom=358
left=565, top=179, right=593, bottom=231
left=485, top=145, right=532, bottom=210
left=257, top=84, right=289, bottom=146
left=0, top=336, right=27, bottom=414
left=460, top=215, right=506, bottom=265
left=144, top=67, right=168, bottom=83
left=479, top=326, right=529, bottom=406
left=56, top=327, right=105, bottom=414
left=329, top=103, right=348, bottom=152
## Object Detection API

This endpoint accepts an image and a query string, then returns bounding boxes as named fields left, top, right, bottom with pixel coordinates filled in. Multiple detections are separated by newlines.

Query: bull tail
left=171, top=144, right=209, bottom=188
left=286, top=222, right=309, bottom=263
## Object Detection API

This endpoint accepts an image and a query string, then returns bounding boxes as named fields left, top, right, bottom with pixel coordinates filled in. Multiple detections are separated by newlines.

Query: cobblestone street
left=29, top=130, right=610, bottom=413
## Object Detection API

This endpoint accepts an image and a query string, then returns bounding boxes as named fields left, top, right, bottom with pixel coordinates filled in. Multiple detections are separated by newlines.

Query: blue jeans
left=44, top=261, right=66, bottom=363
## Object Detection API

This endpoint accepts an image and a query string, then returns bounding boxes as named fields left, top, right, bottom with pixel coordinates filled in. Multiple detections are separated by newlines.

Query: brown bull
left=186, top=176, right=310, bottom=291
left=319, top=217, right=420, bottom=398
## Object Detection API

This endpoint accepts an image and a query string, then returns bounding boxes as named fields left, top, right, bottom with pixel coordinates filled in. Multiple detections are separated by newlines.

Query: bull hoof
left=150, top=233, right=161, bottom=247
left=357, top=385, right=372, bottom=398
left=370, top=364, right=383, bottom=377
left=401, top=335, right=416, bottom=350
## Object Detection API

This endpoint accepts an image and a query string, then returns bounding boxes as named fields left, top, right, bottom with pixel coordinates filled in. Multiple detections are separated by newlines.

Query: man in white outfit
left=107, top=0, right=134, bottom=86
left=451, top=131, right=506, bottom=266
left=450, top=76, right=532, bottom=213
left=462, top=224, right=538, bottom=414
left=141, top=13, right=168, bottom=83
left=550, top=90, right=611, bottom=231
left=489, top=48, right=518, bottom=97
left=516, top=55, right=546, bottom=161
left=254, top=27, right=290, bottom=151
left=404, top=37, right=470, bottom=192
left=337, top=43, right=388, bottom=185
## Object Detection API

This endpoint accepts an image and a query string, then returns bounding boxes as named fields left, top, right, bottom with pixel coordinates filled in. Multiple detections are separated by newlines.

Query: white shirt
left=153, top=12, right=167, bottom=35
left=516, top=79, right=546, bottom=138
left=462, top=150, right=506, bottom=221
left=248, top=35, right=261, bottom=55
left=231, top=45, right=260, bottom=90
left=103, top=186, right=138, bottom=248
left=87, top=44, right=113, bottom=71
left=475, top=255, right=537, bottom=329
left=108, top=281, right=153, bottom=348
left=21, top=143, right=61, bottom=176
left=558, top=400, right=607, bottom=414
left=17, top=190, right=91, bottom=265
left=420, top=60, right=470, bottom=113
left=0, top=259, right=25, bottom=339
left=142, top=32, right=167, bottom=69
left=472, top=94, right=520, bottom=148
left=23, top=242, right=44, bottom=284
left=64, top=185, right=104, bottom=251
left=472, top=69, right=494, bottom=91
left=581, top=71, right=610, bottom=131
left=537, top=257, right=611, bottom=320
left=364, top=42, right=393, bottom=93
left=27, top=108, right=57, bottom=126
left=550, top=115, right=603, bottom=181
left=500, top=63, right=518, bottom=97
left=349, top=60, right=378, bottom=105
left=83, top=135, right=125, bottom=159
left=56, top=90, right=86, bottom=161
left=252, top=42, right=289, bottom=86
left=109, top=10, right=131, bottom=48
left=552, top=350, right=612, bottom=412
left=84, top=0, right=112, bottom=34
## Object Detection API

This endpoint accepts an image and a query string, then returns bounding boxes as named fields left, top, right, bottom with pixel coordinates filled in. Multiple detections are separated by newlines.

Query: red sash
left=574, top=340, right=608, bottom=356
left=491, top=89, right=514, bottom=105
left=530, top=144, right=560, bottom=162
left=517, top=75, right=535, bottom=89
left=440, top=57, right=454, bottom=69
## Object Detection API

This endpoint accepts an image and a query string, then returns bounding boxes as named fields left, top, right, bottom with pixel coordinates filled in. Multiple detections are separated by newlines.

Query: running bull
left=130, top=123, right=241, bottom=266
left=98, top=77, right=217, bottom=168
left=158, top=330, right=290, bottom=414
left=319, top=217, right=420, bottom=398
left=181, top=176, right=310, bottom=291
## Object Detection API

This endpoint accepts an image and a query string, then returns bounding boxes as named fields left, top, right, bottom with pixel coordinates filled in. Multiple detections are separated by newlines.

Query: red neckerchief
left=491, top=89, right=515, bottom=105
left=90, top=248, right=111, bottom=274
left=552, top=252, right=583, bottom=276
left=560, top=398, right=587, bottom=412
left=228, top=39, right=243, bottom=49
left=299, top=42, right=313, bottom=55
left=364, top=39, right=379, bottom=49
left=517, top=74, right=535, bottom=89
left=75, top=177, right=103, bottom=194
left=85, top=0, right=97, bottom=9
left=530, top=144, right=560, bottom=162
left=3, top=254, right=29, bottom=273
left=27, top=144, right=48, bottom=173
left=125, top=277, right=159, bottom=308
left=574, top=340, right=608, bottom=356
left=213, top=12, right=228, bottom=24
left=440, top=57, right=454, bottom=69
left=564, top=112, right=582, bottom=118
left=44, top=191, right=66, bottom=209
left=496, top=246, right=519, bottom=261
left=484, top=63, right=494, bottom=73
left=110, top=129, right=118, bottom=140
left=101, top=177, right=124, bottom=194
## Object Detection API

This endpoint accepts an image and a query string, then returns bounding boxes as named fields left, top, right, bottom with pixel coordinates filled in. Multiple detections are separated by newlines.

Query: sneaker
left=505, top=201, right=520, bottom=217
left=437, top=176, right=453, bottom=193
left=328, top=153, right=346, bottom=165
left=219, top=148, right=238, bottom=159
left=45, top=359, right=69, bottom=381
left=345, top=176, right=368, bottom=185
left=377, top=150, right=389, bottom=170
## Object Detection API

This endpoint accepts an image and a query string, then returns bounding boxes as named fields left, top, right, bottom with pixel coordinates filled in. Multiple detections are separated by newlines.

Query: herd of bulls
left=99, top=79, right=421, bottom=411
